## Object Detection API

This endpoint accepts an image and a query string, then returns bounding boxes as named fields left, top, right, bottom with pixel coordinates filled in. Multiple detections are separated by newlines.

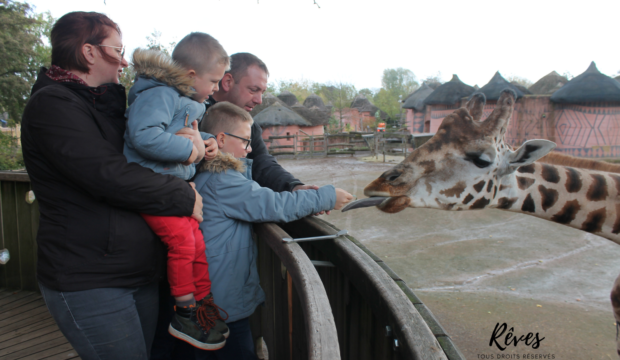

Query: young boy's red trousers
left=141, top=214, right=211, bottom=301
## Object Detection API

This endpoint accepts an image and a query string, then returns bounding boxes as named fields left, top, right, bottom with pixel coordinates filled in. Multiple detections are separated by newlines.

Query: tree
left=272, top=79, right=321, bottom=103
left=146, top=30, right=176, bottom=56
left=371, top=68, right=418, bottom=119
left=316, top=82, right=356, bottom=130
left=358, top=88, right=375, bottom=98
left=0, top=0, right=52, bottom=123
left=421, top=73, right=443, bottom=89
left=507, top=75, right=533, bottom=88
left=381, top=68, right=418, bottom=95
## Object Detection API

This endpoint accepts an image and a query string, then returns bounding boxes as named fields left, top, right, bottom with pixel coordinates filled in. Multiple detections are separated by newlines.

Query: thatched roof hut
left=528, top=71, right=568, bottom=95
left=290, top=103, right=330, bottom=126
left=249, top=93, right=287, bottom=117
left=550, top=62, right=620, bottom=103
left=350, top=94, right=379, bottom=114
left=253, top=102, right=311, bottom=127
left=510, top=81, right=532, bottom=95
left=303, top=94, right=326, bottom=109
left=402, top=83, right=434, bottom=111
left=277, top=91, right=299, bottom=106
left=475, top=72, right=526, bottom=100
left=424, top=75, right=476, bottom=105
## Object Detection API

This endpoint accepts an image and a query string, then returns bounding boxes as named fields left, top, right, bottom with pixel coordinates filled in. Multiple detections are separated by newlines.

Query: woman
left=21, top=12, right=203, bottom=359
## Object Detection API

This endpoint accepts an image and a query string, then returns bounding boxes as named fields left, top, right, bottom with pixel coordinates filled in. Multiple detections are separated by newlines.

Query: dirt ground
left=279, top=154, right=620, bottom=360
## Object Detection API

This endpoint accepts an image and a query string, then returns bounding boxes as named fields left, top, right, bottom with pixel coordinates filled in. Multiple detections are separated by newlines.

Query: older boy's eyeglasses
left=224, top=133, right=251, bottom=150
left=97, top=45, right=125, bottom=58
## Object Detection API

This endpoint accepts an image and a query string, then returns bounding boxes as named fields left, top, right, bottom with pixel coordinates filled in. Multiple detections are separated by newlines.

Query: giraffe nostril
left=387, top=174, right=400, bottom=182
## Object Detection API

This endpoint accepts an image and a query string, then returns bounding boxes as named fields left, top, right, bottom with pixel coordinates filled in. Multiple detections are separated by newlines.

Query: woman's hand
left=190, top=182, right=203, bottom=222
left=176, top=121, right=205, bottom=164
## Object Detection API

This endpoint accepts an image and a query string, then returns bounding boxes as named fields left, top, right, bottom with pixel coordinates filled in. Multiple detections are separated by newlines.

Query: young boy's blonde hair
left=201, top=102, right=253, bottom=135
left=172, top=32, right=230, bottom=74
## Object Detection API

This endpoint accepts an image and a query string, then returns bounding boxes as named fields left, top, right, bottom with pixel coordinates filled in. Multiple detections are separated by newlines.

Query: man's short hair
left=172, top=32, right=230, bottom=74
left=201, top=102, right=253, bottom=135
left=228, top=53, right=269, bottom=83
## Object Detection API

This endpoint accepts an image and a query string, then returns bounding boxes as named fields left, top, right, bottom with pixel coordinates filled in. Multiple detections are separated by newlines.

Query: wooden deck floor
left=0, top=289, right=79, bottom=360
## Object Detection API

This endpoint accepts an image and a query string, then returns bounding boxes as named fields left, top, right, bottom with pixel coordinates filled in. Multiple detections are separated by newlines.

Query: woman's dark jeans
left=39, top=281, right=159, bottom=360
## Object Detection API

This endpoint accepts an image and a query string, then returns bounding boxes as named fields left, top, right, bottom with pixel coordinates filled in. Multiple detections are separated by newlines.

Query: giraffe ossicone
left=354, top=89, right=620, bottom=356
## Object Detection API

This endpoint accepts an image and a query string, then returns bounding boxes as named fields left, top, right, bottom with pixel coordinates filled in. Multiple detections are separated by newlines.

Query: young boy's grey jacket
left=124, top=49, right=214, bottom=180
left=194, top=153, right=336, bottom=322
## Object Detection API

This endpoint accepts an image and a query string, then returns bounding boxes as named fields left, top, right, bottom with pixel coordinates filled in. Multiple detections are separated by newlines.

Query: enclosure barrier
left=0, top=171, right=463, bottom=360
left=264, top=132, right=439, bottom=163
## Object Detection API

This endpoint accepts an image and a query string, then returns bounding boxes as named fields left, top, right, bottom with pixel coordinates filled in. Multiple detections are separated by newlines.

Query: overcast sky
left=28, top=0, right=619, bottom=91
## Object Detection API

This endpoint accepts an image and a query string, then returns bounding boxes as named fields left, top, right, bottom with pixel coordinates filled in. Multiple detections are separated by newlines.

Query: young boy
left=193, top=102, right=353, bottom=359
left=123, top=33, right=230, bottom=350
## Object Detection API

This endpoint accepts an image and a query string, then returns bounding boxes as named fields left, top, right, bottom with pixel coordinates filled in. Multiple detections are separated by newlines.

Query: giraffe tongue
left=341, top=197, right=390, bottom=212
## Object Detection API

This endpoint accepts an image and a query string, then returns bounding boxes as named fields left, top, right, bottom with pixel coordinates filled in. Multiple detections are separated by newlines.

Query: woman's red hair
left=51, top=12, right=121, bottom=73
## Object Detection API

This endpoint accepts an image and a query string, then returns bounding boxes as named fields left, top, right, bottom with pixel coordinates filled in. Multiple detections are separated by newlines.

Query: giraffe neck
left=491, top=162, right=620, bottom=244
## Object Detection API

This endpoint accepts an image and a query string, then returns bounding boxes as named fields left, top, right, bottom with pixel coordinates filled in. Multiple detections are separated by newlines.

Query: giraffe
left=346, top=89, right=620, bottom=355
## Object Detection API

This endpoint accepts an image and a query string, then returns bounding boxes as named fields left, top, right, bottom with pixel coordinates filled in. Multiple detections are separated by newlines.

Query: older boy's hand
left=204, top=138, right=218, bottom=161
left=334, top=188, right=354, bottom=211
left=293, top=184, right=331, bottom=215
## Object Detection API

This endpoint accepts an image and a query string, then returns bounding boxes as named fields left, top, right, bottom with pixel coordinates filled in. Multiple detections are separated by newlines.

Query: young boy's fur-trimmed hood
left=198, top=152, right=246, bottom=174
left=131, top=48, right=194, bottom=96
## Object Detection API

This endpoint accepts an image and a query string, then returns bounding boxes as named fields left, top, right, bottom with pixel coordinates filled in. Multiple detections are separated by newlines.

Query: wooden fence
left=0, top=172, right=463, bottom=360
left=264, top=132, right=436, bottom=163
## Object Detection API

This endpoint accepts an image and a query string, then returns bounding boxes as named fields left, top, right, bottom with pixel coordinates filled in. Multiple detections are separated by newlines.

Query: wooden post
left=382, top=133, right=386, bottom=163
left=324, top=134, right=328, bottom=157
left=293, top=135, right=298, bottom=160
left=310, top=136, right=314, bottom=159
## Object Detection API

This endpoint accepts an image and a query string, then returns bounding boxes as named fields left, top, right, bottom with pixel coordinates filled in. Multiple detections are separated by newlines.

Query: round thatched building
left=402, top=82, right=435, bottom=134
left=423, top=75, right=475, bottom=132
left=528, top=71, right=568, bottom=95
left=475, top=72, right=526, bottom=100
left=550, top=62, right=620, bottom=103
left=277, top=91, right=299, bottom=107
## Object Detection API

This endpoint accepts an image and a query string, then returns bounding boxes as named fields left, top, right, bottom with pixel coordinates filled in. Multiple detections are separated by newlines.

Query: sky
left=28, top=0, right=620, bottom=92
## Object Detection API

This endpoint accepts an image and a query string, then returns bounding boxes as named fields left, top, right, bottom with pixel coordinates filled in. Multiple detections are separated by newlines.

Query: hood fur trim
left=198, top=152, right=245, bottom=174
left=131, top=48, right=194, bottom=96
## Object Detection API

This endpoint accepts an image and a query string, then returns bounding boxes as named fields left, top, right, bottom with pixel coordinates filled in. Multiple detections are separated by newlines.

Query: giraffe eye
left=465, top=153, right=492, bottom=168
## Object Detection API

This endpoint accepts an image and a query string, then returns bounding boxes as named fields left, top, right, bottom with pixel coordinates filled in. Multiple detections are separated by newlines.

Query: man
left=208, top=52, right=319, bottom=193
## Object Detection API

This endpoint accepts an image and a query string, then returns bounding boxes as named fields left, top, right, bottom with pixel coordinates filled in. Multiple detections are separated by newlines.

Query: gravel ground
left=279, top=154, right=620, bottom=360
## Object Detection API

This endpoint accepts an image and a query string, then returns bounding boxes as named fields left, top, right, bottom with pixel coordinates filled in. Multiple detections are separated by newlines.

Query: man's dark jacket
left=21, top=69, right=196, bottom=292
left=205, top=97, right=302, bottom=192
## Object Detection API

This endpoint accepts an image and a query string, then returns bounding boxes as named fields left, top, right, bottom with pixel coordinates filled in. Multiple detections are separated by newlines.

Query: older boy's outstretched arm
left=212, top=172, right=351, bottom=223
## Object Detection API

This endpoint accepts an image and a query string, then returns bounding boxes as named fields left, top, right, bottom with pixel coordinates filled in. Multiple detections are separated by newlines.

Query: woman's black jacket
left=21, top=69, right=196, bottom=292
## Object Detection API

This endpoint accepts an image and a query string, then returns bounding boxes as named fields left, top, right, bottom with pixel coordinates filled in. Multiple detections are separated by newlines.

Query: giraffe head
left=358, top=90, right=556, bottom=213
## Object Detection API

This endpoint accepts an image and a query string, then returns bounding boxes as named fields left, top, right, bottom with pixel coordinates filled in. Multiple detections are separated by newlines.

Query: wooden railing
left=0, top=171, right=38, bottom=292
left=0, top=172, right=463, bottom=360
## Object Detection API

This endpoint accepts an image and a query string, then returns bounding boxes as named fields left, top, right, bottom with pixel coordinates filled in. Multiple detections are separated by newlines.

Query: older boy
left=193, top=102, right=353, bottom=359
left=124, top=33, right=230, bottom=351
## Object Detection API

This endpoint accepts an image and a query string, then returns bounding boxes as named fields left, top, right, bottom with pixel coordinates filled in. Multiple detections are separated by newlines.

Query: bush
left=0, top=131, right=24, bottom=170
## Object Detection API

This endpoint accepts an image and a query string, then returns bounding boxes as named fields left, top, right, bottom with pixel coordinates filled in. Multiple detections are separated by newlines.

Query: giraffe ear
left=503, top=139, right=556, bottom=173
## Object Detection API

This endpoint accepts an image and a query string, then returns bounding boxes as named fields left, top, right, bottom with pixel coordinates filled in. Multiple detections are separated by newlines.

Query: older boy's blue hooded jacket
left=124, top=49, right=213, bottom=180
left=194, top=153, right=336, bottom=322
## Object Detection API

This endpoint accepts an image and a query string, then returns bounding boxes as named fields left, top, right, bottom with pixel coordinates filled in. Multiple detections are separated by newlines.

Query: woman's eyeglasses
left=224, top=133, right=251, bottom=150
left=97, top=45, right=125, bottom=59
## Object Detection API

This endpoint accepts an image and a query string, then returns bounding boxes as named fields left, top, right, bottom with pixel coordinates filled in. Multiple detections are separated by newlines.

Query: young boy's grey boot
left=169, top=303, right=226, bottom=350
left=199, top=294, right=230, bottom=338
